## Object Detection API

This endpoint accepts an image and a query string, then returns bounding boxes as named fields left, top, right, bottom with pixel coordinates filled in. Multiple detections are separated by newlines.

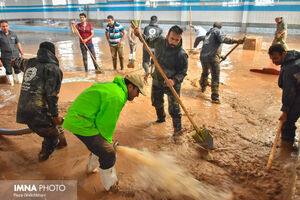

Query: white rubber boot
left=132, top=52, right=136, bottom=60
left=16, top=73, right=23, bottom=84
left=129, top=53, right=132, bottom=61
left=99, top=166, right=118, bottom=191
left=6, top=75, right=14, bottom=86
left=87, top=153, right=99, bottom=174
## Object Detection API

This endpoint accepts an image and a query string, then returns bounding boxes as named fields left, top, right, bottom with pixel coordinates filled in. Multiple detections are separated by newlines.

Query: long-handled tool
left=220, top=36, right=246, bottom=63
left=132, top=22, right=213, bottom=150
left=266, top=120, right=284, bottom=169
left=71, top=23, right=104, bottom=73
left=186, top=6, right=194, bottom=54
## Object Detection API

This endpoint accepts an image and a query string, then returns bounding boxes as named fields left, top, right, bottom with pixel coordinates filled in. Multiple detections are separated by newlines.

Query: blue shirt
left=105, top=22, right=124, bottom=46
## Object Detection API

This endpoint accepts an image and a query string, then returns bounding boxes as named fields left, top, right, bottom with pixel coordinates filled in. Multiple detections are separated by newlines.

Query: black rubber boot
left=38, top=138, right=58, bottom=162
left=155, top=106, right=166, bottom=123
left=172, top=117, right=182, bottom=134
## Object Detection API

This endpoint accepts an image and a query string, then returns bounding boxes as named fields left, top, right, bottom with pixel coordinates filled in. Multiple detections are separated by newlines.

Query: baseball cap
left=125, top=74, right=146, bottom=96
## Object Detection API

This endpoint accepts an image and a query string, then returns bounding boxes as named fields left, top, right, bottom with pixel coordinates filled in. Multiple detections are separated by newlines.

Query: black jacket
left=14, top=48, right=62, bottom=125
left=278, top=50, right=300, bottom=113
left=197, top=27, right=237, bottom=63
left=143, top=23, right=163, bottom=44
left=149, top=36, right=188, bottom=86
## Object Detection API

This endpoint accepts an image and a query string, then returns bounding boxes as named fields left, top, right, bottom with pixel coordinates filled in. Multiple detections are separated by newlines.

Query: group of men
left=2, top=13, right=300, bottom=192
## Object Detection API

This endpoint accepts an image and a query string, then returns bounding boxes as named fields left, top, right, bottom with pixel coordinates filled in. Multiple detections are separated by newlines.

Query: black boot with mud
left=155, top=107, right=166, bottom=123
left=57, top=133, right=67, bottom=149
left=38, top=139, right=58, bottom=162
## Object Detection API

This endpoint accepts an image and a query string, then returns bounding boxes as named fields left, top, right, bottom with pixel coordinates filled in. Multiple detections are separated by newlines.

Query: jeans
left=80, top=43, right=98, bottom=71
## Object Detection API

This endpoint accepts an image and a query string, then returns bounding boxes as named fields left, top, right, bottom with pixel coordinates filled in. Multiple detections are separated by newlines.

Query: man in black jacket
left=269, top=44, right=300, bottom=151
left=142, top=16, right=163, bottom=80
left=12, top=42, right=67, bottom=161
left=135, top=25, right=188, bottom=135
left=196, top=22, right=244, bottom=104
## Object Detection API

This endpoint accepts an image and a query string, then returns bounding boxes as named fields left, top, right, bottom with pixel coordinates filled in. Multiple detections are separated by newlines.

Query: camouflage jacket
left=198, top=27, right=237, bottom=63
left=13, top=48, right=62, bottom=125
left=275, top=19, right=287, bottom=40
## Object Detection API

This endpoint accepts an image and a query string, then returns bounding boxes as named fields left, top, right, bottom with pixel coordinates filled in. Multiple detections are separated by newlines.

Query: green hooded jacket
left=63, top=76, right=128, bottom=143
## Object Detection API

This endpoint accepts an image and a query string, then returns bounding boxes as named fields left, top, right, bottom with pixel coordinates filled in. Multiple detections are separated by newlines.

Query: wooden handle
left=71, top=23, right=103, bottom=72
left=189, top=6, right=192, bottom=50
left=220, top=36, right=246, bottom=63
left=132, top=22, right=200, bottom=132
left=266, top=120, right=284, bottom=169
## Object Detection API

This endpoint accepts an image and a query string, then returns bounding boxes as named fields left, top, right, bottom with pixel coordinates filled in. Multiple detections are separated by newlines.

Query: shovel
left=71, top=23, right=104, bottom=73
left=132, top=22, right=213, bottom=150
left=220, top=36, right=246, bottom=63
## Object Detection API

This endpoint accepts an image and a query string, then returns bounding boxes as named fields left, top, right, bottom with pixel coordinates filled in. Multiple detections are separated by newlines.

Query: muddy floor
left=0, top=30, right=300, bottom=200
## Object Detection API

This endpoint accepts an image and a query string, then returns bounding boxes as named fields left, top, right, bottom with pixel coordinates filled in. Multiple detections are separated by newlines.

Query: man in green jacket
left=63, top=74, right=145, bottom=191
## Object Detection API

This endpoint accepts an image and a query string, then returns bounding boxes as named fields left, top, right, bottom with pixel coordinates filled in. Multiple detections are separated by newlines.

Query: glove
left=236, top=38, right=245, bottom=44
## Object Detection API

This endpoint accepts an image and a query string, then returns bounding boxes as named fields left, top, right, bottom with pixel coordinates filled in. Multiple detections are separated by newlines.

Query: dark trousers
left=142, top=46, right=154, bottom=74
left=80, top=43, right=98, bottom=71
left=200, top=60, right=220, bottom=100
left=27, top=123, right=59, bottom=152
left=1, top=58, right=21, bottom=75
left=151, top=83, right=182, bottom=131
left=281, top=104, right=300, bottom=143
left=75, top=134, right=116, bottom=170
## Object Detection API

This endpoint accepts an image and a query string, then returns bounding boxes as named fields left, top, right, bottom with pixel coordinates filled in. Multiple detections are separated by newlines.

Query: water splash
left=116, top=146, right=232, bottom=200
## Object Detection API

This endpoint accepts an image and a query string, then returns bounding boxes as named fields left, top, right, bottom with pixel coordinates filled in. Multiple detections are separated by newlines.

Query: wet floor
left=1, top=30, right=300, bottom=200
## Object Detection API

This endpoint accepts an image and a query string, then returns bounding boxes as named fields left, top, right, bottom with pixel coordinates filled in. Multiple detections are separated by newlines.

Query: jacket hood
left=283, top=50, right=300, bottom=64
left=113, top=76, right=128, bottom=96
left=37, top=48, right=59, bottom=65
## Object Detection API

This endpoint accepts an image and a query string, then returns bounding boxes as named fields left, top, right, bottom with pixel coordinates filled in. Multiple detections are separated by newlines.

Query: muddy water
left=0, top=31, right=300, bottom=200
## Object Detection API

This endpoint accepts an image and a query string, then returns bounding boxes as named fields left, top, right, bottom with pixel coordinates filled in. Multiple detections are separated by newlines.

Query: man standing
left=196, top=22, right=244, bottom=104
left=127, top=20, right=138, bottom=62
left=11, top=42, right=67, bottom=161
left=135, top=25, right=188, bottom=135
left=105, top=15, right=126, bottom=70
left=0, top=20, right=25, bottom=86
left=63, top=74, right=145, bottom=191
left=272, top=17, right=288, bottom=51
left=268, top=44, right=300, bottom=151
left=142, top=16, right=163, bottom=80
left=71, top=13, right=99, bottom=72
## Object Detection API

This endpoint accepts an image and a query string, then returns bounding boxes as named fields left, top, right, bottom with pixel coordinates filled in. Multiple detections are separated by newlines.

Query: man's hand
left=165, top=79, right=175, bottom=87
left=279, top=112, right=287, bottom=123
left=276, top=33, right=282, bottom=39
left=10, top=59, right=16, bottom=68
left=83, top=39, right=88, bottom=43
left=189, top=24, right=194, bottom=29
left=20, top=54, right=25, bottom=59
left=236, top=38, right=245, bottom=44
left=52, top=116, right=64, bottom=125
left=133, top=27, right=140, bottom=37
left=71, top=20, right=75, bottom=25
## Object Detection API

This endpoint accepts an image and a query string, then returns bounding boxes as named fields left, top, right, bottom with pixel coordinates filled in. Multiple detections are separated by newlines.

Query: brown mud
left=0, top=31, right=300, bottom=200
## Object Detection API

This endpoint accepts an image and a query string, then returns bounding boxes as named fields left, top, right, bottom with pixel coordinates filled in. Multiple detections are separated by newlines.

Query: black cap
left=39, top=41, right=55, bottom=54
left=150, top=15, right=157, bottom=23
